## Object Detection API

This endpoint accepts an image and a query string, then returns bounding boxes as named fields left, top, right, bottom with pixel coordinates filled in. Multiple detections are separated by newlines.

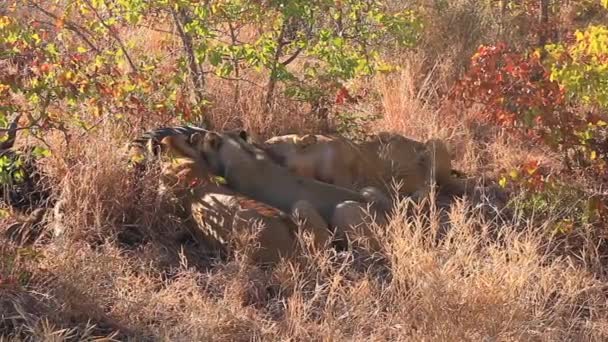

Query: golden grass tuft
left=3, top=126, right=608, bottom=339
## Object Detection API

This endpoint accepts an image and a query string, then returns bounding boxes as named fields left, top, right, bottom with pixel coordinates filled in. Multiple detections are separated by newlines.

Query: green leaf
left=45, top=43, right=59, bottom=57
left=208, top=49, right=223, bottom=66
left=32, top=146, right=52, bottom=159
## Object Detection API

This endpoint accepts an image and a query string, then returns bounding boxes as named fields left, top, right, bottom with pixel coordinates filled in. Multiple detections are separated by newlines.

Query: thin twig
left=170, top=6, right=211, bottom=127
left=281, top=46, right=303, bottom=66
left=218, top=76, right=264, bottom=88
left=28, top=1, right=101, bottom=54
left=265, top=21, right=288, bottom=108
left=83, top=0, right=138, bottom=72
left=0, top=125, right=39, bottom=134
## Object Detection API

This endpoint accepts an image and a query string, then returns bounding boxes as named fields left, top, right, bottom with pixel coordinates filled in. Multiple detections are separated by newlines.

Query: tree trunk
left=538, top=0, right=549, bottom=48
left=265, top=22, right=287, bottom=110
left=171, top=8, right=211, bottom=128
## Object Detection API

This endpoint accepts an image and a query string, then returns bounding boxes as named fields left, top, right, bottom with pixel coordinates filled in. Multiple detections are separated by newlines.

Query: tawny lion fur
left=158, top=134, right=332, bottom=266
left=262, top=132, right=469, bottom=199
left=192, top=130, right=391, bottom=251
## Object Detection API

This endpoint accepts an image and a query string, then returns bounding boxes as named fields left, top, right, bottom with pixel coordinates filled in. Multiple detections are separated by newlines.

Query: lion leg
left=234, top=210, right=297, bottom=266
left=359, top=186, right=391, bottom=214
left=331, top=201, right=382, bottom=252
left=291, top=200, right=332, bottom=249
left=409, top=152, right=434, bottom=202
left=423, top=139, right=477, bottom=198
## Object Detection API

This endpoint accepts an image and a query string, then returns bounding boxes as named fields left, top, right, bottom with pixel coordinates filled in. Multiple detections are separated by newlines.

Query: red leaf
left=335, top=87, right=350, bottom=105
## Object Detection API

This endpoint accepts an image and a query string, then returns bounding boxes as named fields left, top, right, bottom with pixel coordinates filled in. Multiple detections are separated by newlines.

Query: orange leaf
left=39, top=63, right=52, bottom=73
left=335, top=87, right=349, bottom=105
left=523, top=160, right=540, bottom=175
left=55, top=17, right=65, bottom=30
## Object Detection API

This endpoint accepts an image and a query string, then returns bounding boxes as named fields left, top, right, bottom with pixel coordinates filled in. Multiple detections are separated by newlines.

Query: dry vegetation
left=2, top=1, right=608, bottom=341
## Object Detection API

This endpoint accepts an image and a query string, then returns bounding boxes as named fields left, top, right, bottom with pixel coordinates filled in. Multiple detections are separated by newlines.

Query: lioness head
left=262, top=134, right=318, bottom=165
left=155, top=135, right=214, bottom=202
left=198, top=130, right=264, bottom=177
left=188, top=129, right=248, bottom=153
left=159, top=135, right=214, bottom=180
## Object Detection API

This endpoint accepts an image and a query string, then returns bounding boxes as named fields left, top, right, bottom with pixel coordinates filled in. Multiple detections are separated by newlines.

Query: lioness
left=263, top=134, right=363, bottom=187
left=128, top=125, right=258, bottom=166
left=192, top=130, right=391, bottom=250
left=262, top=132, right=468, bottom=199
left=159, top=134, right=331, bottom=266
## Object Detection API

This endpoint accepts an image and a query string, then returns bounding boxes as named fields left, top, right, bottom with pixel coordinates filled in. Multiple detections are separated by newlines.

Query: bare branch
left=218, top=76, right=264, bottom=88
left=265, top=21, right=289, bottom=108
left=281, top=46, right=303, bottom=66
left=0, top=114, right=23, bottom=150
left=170, top=6, right=211, bottom=127
left=82, top=0, right=138, bottom=73
left=28, top=1, right=101, bottom=54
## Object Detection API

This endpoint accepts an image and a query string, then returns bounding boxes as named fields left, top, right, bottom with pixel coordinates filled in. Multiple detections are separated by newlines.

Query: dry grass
left=3, top=68, right=608, bottom=341
left=3, top=2, right=608, bottom=341
left=4, top=187, right=608, bottom=340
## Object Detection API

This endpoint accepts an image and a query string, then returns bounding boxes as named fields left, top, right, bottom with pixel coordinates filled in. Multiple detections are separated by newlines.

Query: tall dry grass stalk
left=3, top=173, right=608, bottom=340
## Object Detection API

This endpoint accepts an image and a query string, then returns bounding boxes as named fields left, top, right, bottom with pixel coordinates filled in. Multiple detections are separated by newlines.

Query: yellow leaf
left=553, top=219, right=574, bottom=235
left=498, top=176, right=507, bottom=188
left=0, top=16, right=11, bottom=28
left=130, top=153, right=145, bottom=164
left=77, top=46, right=88, bottom=53
left=509, top=169, right=519, bottom=179
left=30, top=33, right=41, bottom=44
left=213, top=176, right=227, bottom=185
left=591, top=150, right=597, bottom=160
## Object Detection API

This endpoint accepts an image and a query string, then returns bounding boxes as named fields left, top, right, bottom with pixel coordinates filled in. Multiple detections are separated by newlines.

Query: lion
left=128, top=125, right=249, bottom=215
left=263, top=134, right=363, bottom=187
left=158, top=134, right=332, bottom=266
left=358, top=132, right=467, bottom=198
left=261, top=132, right=469, bottom=199
left=191, top=130, right=392, bottom=251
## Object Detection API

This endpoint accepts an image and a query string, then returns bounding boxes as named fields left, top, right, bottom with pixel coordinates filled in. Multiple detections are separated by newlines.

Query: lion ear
left=189, top=132, right=204, bottom=146
left=298, top=134, right=317, bottom=147
left=204, top=132, right=222, bottom=150
left=238, top=129, right=248, bottom=142
left=159, top=136, right=173, bottom=154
